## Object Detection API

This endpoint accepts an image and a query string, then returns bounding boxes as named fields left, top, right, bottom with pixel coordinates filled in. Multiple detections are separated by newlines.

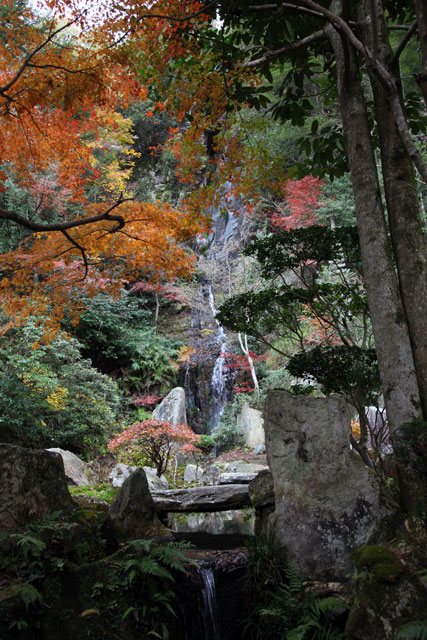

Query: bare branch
left=0, top=13, right=85, bottom=97
left=391, top=21, right=417, bottom=65
left=243, top=28, right=326, bottom=68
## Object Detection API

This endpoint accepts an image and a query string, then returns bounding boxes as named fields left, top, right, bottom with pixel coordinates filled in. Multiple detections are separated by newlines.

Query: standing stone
left=107, top=469, right=169, bottom=542
left=0, top=444, right=75, bottom=532
left=152, top=387, right=187, bottom=425
left=264, top=391, right=390, bottom=580
left=184, top=463, right=204, bottom=484
left=237, top=401, right=265, bottom=448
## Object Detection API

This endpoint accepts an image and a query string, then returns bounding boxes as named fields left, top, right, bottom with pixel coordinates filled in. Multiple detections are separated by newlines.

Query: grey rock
left=152, top=387, right=187, bottom=425
left=249, top=469, right=275, bottom=508
left=254, top=444, right=266, bottom=455
left=264, top=391, right=391, bottom=580
left=184, top=463, right=204, bottom=484
left=47, top=448, right=98, bottom=486
left=143, top=466, right=169, bottom=490
left=109, top=463, right=137, bottom=488
left=109, top=464, right=169, bottom=491
left=203, top=464, right=222, bottom=485
left=151, top=484, right=251, bottom=512
left=107, top=469, right=168, bottom=541
left=219, top=472, right=258, bottom=484
left=221, top=461, right=269, bottom=474
left=0, top=444, right=74, bottom=532
left=237, top=401, right=265, bottom=447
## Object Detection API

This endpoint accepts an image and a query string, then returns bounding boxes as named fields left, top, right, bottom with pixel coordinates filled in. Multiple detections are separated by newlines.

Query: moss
left=69, top=482, right=119, bottom=504
left=353, top=545, right=403, bottom=583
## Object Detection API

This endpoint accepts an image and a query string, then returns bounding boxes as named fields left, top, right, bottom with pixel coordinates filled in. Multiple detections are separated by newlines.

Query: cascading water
left=200, top=565, right=222, bottom=640
left=208, top=285, right=231, bottom=431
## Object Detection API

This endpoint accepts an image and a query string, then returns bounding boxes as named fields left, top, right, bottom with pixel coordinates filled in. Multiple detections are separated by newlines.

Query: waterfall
left=208, top=285, right=230, bottom=431
left=200, top=566, right=222, bottom=640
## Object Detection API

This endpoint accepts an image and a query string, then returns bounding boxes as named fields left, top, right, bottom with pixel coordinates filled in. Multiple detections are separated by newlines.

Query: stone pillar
left=264, top=391, right=390, bottom=580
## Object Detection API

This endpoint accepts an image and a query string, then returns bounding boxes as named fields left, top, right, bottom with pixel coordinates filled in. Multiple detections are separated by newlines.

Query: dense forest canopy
left=0, top=0, right=426, bottom=516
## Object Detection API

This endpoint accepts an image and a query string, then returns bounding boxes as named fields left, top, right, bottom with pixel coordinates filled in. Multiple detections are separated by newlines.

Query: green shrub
left=0, top=317, right=120, bottom=456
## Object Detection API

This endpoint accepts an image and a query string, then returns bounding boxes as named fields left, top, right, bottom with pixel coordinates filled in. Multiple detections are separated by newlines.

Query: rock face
left=109, top=463, right=169, bottom=490
left=152, top=387, right=187, bottom=425
left=184, top=463, right=204, bottom=484
left=264, top=391, right=390, bottom=580
left=237, top=401, right=265, bottom=448
left=345, top=545, right=427, bottom=639
left=47, top=448, right=98, bottom=486
left=0, top=444, right=75, bottom=532
left=152, top=484, right=251, bottom=512
left=107, top=469, right=169, bottom=542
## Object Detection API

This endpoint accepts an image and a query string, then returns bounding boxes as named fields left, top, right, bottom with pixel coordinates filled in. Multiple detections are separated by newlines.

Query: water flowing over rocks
left=0, top=444, right=75, bottom=532
left=263, top=391, right=391, bottom=580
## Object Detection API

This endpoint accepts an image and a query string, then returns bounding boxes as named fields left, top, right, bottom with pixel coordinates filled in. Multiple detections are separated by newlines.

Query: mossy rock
left=353, top=545, right=403, bottom=583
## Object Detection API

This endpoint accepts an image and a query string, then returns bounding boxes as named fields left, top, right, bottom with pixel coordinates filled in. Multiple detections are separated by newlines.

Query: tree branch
left=0, top=196, right=132, bottom=233
left=243, top=28, right=326, bottom=68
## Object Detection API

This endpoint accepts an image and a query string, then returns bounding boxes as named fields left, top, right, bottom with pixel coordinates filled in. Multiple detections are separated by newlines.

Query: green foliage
left=395, top=622, right=427, bottom=640
left=211, top=394, right=250, bottom=453
left=67, top=292, right=182, bottom=390
left=287, top=345, right=381, bottom=405
left=244, top=529, right=346, bottom=639
left=0, top=316, right=120, bottom=456
left=123, top=539, right=193, bottom=640
left=69, top=483, right=120, bottom=504
left=197, top=434, right=216, bottom=454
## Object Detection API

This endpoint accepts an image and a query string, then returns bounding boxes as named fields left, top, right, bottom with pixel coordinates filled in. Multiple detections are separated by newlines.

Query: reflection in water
left=168, top=509, right=255, bottom=536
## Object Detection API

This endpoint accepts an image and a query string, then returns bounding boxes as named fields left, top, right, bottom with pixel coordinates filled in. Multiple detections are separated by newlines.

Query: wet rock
left=152, top=484, right=251, bottom=512
left=152, top=387, right=187, bottom=425
left=47, top=448, right=98, bottom=486
left=0, top=444, right=74, bottom=532
left=264, top=391, right=392, bottom=580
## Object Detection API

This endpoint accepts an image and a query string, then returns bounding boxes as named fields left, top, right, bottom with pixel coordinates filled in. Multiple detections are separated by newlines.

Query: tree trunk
left=327, top=0, right=423, bottom=514
left=414, top=0, right=427, bottom=107
left=361, top=0, right=427, bottom=420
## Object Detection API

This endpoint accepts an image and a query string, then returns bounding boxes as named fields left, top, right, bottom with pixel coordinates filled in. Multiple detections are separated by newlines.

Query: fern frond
left=395, top=621, right=427, bottom=640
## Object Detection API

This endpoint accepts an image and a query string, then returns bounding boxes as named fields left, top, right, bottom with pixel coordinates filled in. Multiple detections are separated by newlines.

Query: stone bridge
left=151, top=484, right=251, bottom=513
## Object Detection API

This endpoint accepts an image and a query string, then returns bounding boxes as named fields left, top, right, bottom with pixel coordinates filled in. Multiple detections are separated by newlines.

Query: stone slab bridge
left=151, top=484, right=251, bottom=513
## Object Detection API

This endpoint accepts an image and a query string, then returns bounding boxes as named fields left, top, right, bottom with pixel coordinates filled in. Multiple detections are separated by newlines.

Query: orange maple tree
left=0, top=1, right=200, bottom=334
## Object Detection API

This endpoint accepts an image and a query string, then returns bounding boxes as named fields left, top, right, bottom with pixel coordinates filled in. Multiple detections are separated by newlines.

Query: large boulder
left=107, top=469, right=169, bottom=542
left=237, top=401, right=265, bottom=448
left=0, top=444, right=75, bottom=532
left=152, top=387, right=187, bottom=425
left=264, top=392, right=391, bottom=580
left=47, top=448, right=98, bottom=486
left=109, top=463, right=169, bottom=490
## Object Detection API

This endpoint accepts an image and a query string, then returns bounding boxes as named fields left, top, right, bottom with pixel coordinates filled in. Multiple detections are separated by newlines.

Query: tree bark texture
left=361, top=0, right=427, bottom=419
left=414, top=0, right=427, bottom=107
left=328, top=0, right=426, bottom=515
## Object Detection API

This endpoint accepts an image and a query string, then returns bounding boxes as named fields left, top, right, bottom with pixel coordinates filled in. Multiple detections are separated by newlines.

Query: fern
left=395, top=622, right=427, bottom=640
